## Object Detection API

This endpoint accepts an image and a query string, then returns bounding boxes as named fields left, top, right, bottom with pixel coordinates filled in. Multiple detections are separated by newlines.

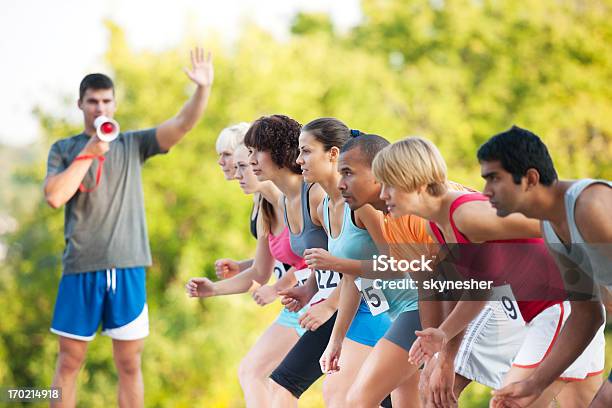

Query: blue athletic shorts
left=276, top=307, right=307, bottom=336
left=346, top=300, right=391, bottom=347
left=51, top=267, right=148, bottom=341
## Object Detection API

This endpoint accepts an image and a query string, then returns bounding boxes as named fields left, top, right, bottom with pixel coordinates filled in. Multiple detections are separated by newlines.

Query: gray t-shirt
left=46, top=128, right=165, bottom=274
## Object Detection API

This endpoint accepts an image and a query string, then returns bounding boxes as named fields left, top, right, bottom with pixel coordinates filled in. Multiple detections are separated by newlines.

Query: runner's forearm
left=329, top=279, right=360, bottom=343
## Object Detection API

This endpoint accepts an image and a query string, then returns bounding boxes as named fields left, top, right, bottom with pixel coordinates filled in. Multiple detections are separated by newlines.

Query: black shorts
left=383, top=310, right=421, bottom=352
left=270, top=311, right=394, bottom=406
left=270, top=312, right=337, bottom=398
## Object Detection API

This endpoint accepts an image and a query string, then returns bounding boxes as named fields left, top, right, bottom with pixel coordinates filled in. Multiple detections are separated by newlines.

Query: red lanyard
left=74, top=155, right=106, bottom=192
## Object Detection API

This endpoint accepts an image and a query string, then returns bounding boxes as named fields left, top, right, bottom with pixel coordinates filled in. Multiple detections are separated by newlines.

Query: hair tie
left=350, top=129, right=360, bottom=138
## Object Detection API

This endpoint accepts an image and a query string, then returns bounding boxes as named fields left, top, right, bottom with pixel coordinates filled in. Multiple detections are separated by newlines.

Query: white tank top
left=541, top=179, right=612, bottom=288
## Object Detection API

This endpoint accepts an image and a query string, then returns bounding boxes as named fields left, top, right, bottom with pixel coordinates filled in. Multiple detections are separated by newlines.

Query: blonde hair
left=215, top=122, right=251, bottom=153
left=372, top=136, right=448, bottom=196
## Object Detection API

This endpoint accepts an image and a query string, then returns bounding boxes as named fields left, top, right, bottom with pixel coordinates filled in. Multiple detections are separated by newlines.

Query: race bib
left=273, top=260, right=285, bottom=281
left=491, top=284, right=524, bottom=324
left=355, top=278, right=390, bottom=316
left=310, top=269, right=341, bottom=306
left=293, top=268, right=311, bottom=287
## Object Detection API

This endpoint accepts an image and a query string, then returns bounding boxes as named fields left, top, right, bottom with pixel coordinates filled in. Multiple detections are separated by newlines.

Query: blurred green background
left=1, top=0, right=611, bottom=406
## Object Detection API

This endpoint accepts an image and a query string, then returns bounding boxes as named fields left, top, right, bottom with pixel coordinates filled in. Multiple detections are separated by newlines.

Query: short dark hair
left=302, top=117, right=350, bottom=151
left=340, top=134, right=390, bottom=167
left=477, top=125, right=558, bottom=185
left=79, top=73, right=114, bottom=100
left=244, top=115, right=302, bottom=174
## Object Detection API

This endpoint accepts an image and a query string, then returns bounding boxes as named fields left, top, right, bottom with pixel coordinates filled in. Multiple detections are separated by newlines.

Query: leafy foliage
left=1, top=2, right=611, bottom=406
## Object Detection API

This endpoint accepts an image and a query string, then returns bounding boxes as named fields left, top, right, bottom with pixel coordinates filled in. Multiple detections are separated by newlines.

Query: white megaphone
left=94, top=116, right=120, bottom=142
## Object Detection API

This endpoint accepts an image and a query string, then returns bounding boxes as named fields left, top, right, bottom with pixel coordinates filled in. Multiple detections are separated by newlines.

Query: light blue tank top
left=324, top=196, right=375, bottom=313
left=542, top=179, right=612, bottom=288
left=324, top=196, right=418, bottom=319
left=324, top=197, right=379, bottom=261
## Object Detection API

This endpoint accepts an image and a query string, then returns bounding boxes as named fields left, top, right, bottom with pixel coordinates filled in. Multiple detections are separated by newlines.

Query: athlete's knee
left=268, top=377, right=283, bottom=390
left=345, top=391, right=370, bottom=408
left=114, top=353, right=142, bottom=377
left=345, top=382, right=375, bottom=408
left=344, top=392, right=360, bottom=408
left=113, top=339, right=144, bottom=377
left=238, top=355, right=265, bottom=382
left=268, top=377, right=295, bottom=398
left=57, top=350, right=86, bottom=375
left=57, top=340, right=87, bottom=375
left=322, top=379, right=346, bottom=407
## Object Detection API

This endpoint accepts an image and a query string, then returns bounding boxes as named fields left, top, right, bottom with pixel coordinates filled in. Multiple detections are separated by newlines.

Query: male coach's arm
left=155, top=47, right=214, bottom=152
left=44, top=138, right=109, bottom=208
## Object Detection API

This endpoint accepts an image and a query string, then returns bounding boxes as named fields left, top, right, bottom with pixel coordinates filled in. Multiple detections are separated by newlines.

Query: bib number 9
left=501, top=296, right=518, bottom=320
left=491, top=284, right=523, bottom=323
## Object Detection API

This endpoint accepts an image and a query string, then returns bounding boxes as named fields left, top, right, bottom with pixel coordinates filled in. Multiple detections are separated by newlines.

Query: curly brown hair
left=244, top=114, right=302, bottom=175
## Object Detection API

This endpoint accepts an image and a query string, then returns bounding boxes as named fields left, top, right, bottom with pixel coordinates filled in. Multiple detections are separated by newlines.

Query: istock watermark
left=372, top=254, right=434, bottom=273
left=370, top=254, right=494, bottom=294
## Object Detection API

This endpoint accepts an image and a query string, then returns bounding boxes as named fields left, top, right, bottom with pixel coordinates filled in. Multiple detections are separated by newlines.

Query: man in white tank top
left=477, top=126, right=611, bottom=408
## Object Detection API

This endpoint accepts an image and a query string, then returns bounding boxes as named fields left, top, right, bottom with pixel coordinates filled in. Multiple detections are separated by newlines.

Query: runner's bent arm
left=211, top=222, right=275, bottom=295
left=454, top=201, right=541, bottom=242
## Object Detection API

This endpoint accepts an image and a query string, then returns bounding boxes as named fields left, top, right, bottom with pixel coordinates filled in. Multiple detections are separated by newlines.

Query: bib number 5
left=355, top=278, right=390, bottom=316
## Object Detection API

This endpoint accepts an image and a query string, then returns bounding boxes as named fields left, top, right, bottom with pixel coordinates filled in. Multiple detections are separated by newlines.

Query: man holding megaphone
left=94, top=115, right=120, bottom=142
left=43, top=47, right=214, bottom=408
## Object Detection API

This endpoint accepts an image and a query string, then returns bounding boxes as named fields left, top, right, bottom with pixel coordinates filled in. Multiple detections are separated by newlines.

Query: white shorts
left=455, top=301, right=526, bottom=388
left=512, top=300, right=605, bottom=381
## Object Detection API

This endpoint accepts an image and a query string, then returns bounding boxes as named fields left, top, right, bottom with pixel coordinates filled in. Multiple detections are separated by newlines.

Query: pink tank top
left=268, top=226, right=307, bottom=270
left=429, top=193, right=564, bottom=323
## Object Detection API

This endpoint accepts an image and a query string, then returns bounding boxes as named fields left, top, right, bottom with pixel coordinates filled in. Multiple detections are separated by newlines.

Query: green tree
left=2, top=3, right=611, bottom=405
left=348, top=0, right=612, bottom=185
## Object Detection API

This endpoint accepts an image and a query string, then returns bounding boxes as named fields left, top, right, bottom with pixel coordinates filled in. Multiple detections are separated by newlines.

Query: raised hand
left=183, top=47, right=214, bottom=88
left=185, top=277, right=216, bottom=298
